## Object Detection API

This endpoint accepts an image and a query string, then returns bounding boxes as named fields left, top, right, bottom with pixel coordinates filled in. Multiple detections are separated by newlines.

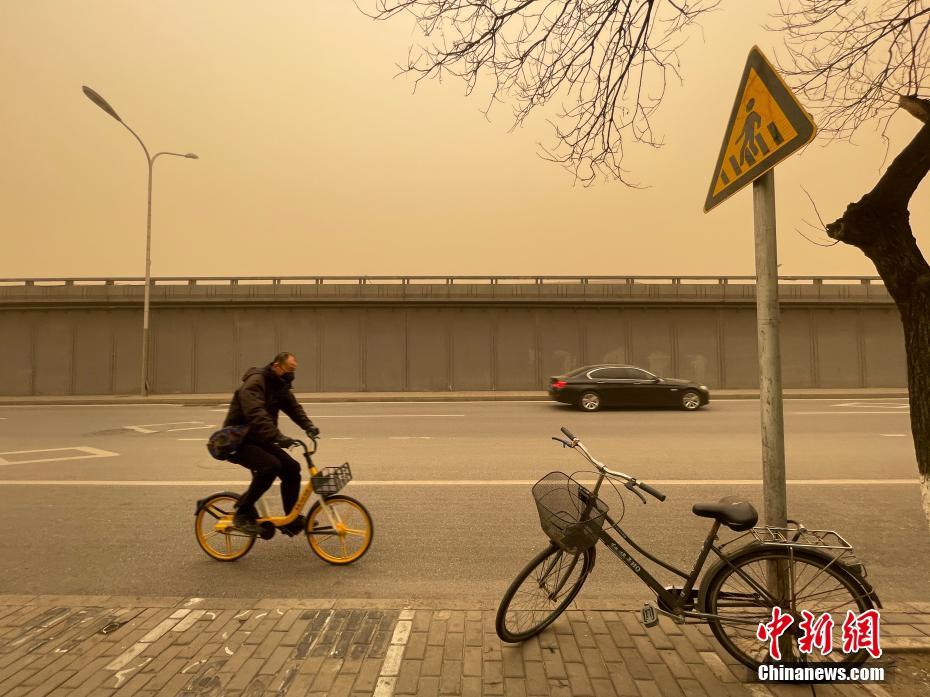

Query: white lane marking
left=0, top=446, right=119, bottom=466
left=211, top=408, right=468, bottom=416
left=166, top=425, right=215, bottom=432
left=125, top=421, right=206, bottom=434
left=880, top=434, right=908, bottom=437
left=389, top=437, right=431, bottom=440
left=790, top=411, right=909, bottom=415
left=0, top=479, right=918, bottom=486
left=0, top=404, right=184, bottom=408
left=309, top=414, right=464, bottom=418
left=178, top=438, right=207, bottom=441
left=833, top=401, right=909, bottom=408
left=329, top=437, right=354, bottom=440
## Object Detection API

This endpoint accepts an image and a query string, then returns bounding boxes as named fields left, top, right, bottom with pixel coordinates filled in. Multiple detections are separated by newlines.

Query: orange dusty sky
left=1, top=1, right=927, bottom=279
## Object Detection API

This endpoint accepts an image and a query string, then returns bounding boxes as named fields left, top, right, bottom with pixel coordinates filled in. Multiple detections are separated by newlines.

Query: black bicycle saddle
left=691, top=496, right=759, bottom=531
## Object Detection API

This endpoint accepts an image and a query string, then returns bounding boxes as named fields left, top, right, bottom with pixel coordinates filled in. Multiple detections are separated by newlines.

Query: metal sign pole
left=752, top=169, right=788, bottom=531
left=754, top=170, right=790, bottom=660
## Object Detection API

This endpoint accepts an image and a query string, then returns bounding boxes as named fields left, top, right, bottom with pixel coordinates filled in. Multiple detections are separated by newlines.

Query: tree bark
left=825, top=115, right=930, bottom=532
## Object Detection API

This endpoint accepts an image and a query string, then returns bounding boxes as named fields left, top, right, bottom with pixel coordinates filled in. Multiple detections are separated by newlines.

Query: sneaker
left=232, top=513, right=263, bottom=536
left=280, top=514, right=306, bottom=537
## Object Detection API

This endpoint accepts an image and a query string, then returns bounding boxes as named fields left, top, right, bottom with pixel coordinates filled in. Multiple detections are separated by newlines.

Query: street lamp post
left=82, top=86, right=197, bottom=396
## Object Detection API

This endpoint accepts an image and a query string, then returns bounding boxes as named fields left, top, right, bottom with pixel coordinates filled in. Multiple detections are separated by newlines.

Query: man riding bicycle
left=224, top=352, right=320, bottom=536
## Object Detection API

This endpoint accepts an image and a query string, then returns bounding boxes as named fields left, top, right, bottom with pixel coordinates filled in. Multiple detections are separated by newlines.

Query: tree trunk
left=825, top=115, right=930, bottom=533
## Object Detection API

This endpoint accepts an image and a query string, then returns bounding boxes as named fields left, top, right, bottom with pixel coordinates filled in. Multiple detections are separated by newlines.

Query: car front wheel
left=578, top=391, right=601, bottom=412
left=680, top=390, right=702, bottom=410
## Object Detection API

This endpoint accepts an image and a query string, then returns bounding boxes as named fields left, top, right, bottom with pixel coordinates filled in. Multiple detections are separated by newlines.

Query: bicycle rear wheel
left=194, top=492, right=256, bottom=562
left=496, top=543, right=594, bottom=642
left=701, top=546, right=876, bottom=669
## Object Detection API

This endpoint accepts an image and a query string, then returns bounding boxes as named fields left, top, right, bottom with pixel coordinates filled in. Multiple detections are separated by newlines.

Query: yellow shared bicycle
left=194, top=438, right=373, bottom=564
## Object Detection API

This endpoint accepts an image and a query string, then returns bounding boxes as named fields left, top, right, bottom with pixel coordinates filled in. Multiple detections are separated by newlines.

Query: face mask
left=282, top=372, right=295, bottom=385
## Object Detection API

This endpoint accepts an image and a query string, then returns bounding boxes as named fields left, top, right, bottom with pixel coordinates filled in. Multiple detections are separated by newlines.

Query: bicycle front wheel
left=496, top=543, right=595, bottom=642
left=701, top=546, right=876, bottom=669
left=306, top=495, right=373, bottom=565
left=194, top=492, right=256, bottom=562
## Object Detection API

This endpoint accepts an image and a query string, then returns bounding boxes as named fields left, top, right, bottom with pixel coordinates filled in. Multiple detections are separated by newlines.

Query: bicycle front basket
left=311, top=462, right=352, bottom=496
left=533, top=471, right=608, bottom=553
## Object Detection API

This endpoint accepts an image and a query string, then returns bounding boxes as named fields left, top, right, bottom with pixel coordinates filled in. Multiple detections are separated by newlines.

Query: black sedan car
left=548, top=365, right=710, bottom=412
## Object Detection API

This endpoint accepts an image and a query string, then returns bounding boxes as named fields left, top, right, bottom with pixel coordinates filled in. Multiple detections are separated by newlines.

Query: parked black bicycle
left=495, top=428, right=882, bottom=669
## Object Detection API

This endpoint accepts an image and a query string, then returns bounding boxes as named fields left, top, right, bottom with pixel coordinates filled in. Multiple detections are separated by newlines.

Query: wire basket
left=311, top=463, right=352, bottom=496
left=533, top=472, right=609, bottom=553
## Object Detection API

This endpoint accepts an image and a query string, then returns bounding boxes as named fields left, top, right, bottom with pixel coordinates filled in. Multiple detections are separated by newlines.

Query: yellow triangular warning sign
left=705, top=47, right=816, bottom=212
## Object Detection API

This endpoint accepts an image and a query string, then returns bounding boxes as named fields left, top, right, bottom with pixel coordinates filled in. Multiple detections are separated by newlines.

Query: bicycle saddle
left=692, top=496, right=759, bottom=531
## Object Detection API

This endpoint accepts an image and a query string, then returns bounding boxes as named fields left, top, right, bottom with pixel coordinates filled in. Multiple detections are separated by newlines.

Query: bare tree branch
left=363, top=0, right=719, bottom=183
left=772, top=1, right=930, bottom=140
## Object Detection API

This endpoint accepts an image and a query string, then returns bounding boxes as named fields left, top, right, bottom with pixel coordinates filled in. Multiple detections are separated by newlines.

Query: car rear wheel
left=681, top=390, right=702, bottom=410
left=578, top=391, right=601, bottom=412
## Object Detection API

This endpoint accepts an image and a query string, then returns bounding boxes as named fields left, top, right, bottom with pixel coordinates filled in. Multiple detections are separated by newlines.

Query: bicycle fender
left=697, top=543, right=881, bottom=612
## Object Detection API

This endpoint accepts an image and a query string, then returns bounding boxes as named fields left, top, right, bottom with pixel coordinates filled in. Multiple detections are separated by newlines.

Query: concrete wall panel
left=538, top=309, right=582, bottom=382
left=365, top=309, right=405, bottom=391
left=33, top=313, right=73, bottom=395
left=630, top=309, right=673, bottom=378
left=236, top=311, right=277, bottom=378
left=495, top=310, right=537, bottom=389
left=153, top=311, right=194, bottom=393
left=278, top=309, right=321, bottom=392
left=674, top=310, right=719, bottom=386
left=72, top=311, right=112, bottom=395
left=193, top=309, right=237, bottom=393
left=582, top=310, right=627, bottom=365
left=861, top=309, right=905, bottom=387
left=451, top=310, right=492, bottom=390
left=406, top=309, right=449, bottom=391
left=0, top=312, right=33, bottom=395
left=780, top=309, right=814, bottom=389
left=320, top=309, right=361, bottom=391
left=112, top=313, right=142, bottom=394
left=815, top=309, right=861, bottom=388
left=722, top=310, right=758, bottom=388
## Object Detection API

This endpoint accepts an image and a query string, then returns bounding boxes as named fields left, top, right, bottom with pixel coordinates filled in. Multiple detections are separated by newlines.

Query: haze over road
left=0, top=399, right=925, bottom=605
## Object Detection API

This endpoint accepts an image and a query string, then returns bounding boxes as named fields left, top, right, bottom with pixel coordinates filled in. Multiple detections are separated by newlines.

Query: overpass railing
left=0, top=275, right=885, bottom=286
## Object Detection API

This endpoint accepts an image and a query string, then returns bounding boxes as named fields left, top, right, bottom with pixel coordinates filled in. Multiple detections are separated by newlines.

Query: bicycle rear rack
left=736, top=524, right=867, bottom=578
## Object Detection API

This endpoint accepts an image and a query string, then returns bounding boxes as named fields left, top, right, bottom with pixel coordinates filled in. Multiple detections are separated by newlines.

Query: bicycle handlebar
left=293, top=437, right=318, bottom=456
left=637, top=481, right=667, bottom=502
left=554, top=427, right=666, bottom=504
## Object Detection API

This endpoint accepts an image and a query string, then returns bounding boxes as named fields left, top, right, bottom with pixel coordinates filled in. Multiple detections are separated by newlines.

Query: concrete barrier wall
left=0, top=281, right=906, bottom=394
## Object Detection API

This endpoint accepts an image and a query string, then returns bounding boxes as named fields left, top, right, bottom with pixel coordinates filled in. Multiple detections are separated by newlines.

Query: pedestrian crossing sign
left=704, top=46, right=816, bottom=212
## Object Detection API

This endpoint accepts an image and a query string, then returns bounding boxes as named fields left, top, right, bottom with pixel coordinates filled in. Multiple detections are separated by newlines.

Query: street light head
left=82, top=85, right=122, bottom=122
left=184, top=153, right=199, bottom=159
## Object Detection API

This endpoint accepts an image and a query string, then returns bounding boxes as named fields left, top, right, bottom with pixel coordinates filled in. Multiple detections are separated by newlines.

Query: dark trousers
left=231, top=441, right=301, bottom=518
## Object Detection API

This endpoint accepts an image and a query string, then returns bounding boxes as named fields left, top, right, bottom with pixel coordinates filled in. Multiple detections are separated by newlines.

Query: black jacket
left=223, top=365, right=313, bottom=444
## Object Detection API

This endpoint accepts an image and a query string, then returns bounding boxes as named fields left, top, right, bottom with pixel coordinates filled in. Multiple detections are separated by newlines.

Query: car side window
left=625, top=368, right=654, bottom=380
left=588, top=368, right=626, bottom=380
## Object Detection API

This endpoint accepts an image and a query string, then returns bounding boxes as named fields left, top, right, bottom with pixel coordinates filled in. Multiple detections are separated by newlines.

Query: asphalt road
left=0, top=398, right=926, bottom=605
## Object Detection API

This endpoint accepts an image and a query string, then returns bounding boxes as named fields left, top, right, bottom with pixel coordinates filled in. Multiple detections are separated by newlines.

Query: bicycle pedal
left=640, top=603, right=659, bottom=628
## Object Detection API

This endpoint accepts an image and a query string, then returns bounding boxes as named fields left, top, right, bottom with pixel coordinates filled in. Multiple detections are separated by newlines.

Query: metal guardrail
left=0, top=275, right=885, bottom=287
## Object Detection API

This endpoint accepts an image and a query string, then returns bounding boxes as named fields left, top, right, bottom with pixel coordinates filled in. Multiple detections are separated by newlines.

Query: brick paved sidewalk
left=0, top=595, right=927, bottom=697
